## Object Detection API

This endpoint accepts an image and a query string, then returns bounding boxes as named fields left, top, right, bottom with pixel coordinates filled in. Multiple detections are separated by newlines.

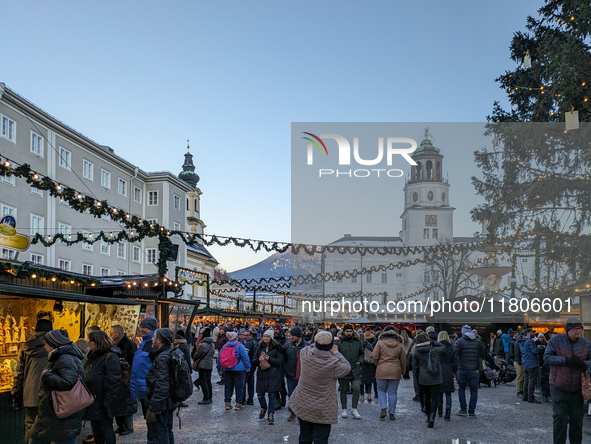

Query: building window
left=174, top=195, right=180, bottom=211
left=522, top=258, right=528, bottom=263
left=351, top=275, right=357, bottom=284
left=366, top=273, right=372, bottom=284
left=101, top=241, right=110, bottom=256
left=30, top=253, right=44, bottom=265
left=58, top=223, right=71, bottom=242
left=382, top=294, right=387, bottom=305
left=117, top=242, right=126, bottom=259
left=118, top=178, right=127, bottom=196
left=83, top=159, right=94, bottom=181
left=2, top=174, right=15, bottom=186
left=396, top=292, right=402, bottom=299
left=174, top=221, right=181, bottom=231
left=100, top=267, right=110, bottom=276
left=381, top=273, right=388, bottom=284
left=194, top=199, right=198, bottom=211
left=1, top=203, right=16, bottom=217
left=424, top=270, right=431, bottom=283
left=132, top=246, right=141, bottom=263
left=82, top=264, right=93, bottom=276
left=336, top=277, right=342, bottom=284
left=82, top=231, right=93, bottom=251
left=433, top=228, right=438, bottom=239
left=58, top=259, right=71, bottom=272
left=147, top=248, right=157, bottom=264
left=31, top=187, right=43, bottom=197
left=148, top=191, right=158, bottom=206
left=432, top=270, right=440, bottom=282
left=423, top=229, right=429, bottom=239
left=101, top=169, right=111, bottom=189
left=395, top=273, right=403, bottom=283
left=1, top=248, right=16, bottom=260
left=134, top=187, right=142, bottom=204
left=1, top=115, right=16, bottom=142
left=186, top=198, right=190, bottom=210
left=117, top=270, right=125, bottom=276
left=58, top=147, right=71, bottom=169
left=30, top=214, right=44, bottom=236
left=31, top=132, right=44, bottom=156
left=148, top=218, right=158, bottom=226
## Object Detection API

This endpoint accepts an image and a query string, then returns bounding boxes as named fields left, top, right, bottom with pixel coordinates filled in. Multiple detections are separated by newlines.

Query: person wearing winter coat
left=253, top=329, right=285, bottom=425
left=360, top=339, right=377, bottom=402
left=283, top=327, right=308, bottom=421
left=520, top=329, right=545, bottom=403
left=173, top=330, right=192, bottom=370
left=240, top=329, right=258, bottom=405
left=412, top=333, right=445, bottom=428
left=11, top=319, right=52, bottom=435
left=216, top=331, right=251, bottom=410
left=453, top=324, right=485, bottom=418
left=513, top=331, right=526, bottom=397
left=130, top=316, right=157, bottom=416
left=288, top=331, right=351, bottom=444
left=108, top=325, right=137, bottom=436
left=437, top=331, right=458, bottom=422
left=192, top=328, right=215, bottom=405
left=407, top=329, right=425, bottom=407
left=145, top=329, right=178, bottom=444
left=84, top=331, right=123, bottom=444
left=29, top=329, right=85, bottom=444
left=372, top=328, right=406, bottom=421
left=544, top=318, right=591, bottom=444
left=336, top=324, right=365, bottom=420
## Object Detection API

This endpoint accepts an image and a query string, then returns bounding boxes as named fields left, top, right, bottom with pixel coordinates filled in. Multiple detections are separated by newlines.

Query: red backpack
left=219, top=343, right=238, bottom=369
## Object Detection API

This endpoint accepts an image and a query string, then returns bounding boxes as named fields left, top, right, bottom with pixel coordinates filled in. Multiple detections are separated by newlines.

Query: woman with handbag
left=193, top=328, right=215, bottom=404
left=83, top=331, right=123, bottom=444
left=29, top=329, right=86, bottom=444
left=254, top=329, right=284, bottom=425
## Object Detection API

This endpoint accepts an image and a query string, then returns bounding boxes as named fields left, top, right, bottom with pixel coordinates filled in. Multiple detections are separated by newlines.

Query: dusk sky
left=1, top=1, right=541, bottom=271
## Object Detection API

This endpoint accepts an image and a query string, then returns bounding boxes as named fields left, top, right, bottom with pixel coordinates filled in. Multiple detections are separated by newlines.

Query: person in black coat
left=84, top=331, right=123, bottom=444
left=29, top=329, right=85, bottom=444
left=109, top=325, right=137, bottom=435
left=254, top=329, right=285, bottom=425
left=437, top=331, right=458, bottom=421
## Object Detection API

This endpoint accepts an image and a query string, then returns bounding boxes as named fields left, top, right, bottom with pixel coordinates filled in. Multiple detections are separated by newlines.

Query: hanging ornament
left=565, top=107, right=579, bottom=130
left=523, top=50, right=531, bottom=68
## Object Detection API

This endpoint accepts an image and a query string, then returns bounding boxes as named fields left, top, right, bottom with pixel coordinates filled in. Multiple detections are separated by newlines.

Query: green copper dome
left=413, top=138, right=441, bottom=156
left=178, top=143, right=200, bottom=188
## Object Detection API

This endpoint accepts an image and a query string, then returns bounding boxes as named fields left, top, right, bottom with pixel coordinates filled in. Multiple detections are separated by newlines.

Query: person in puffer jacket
left=29, top=329, right=85, bottom=444
left=130, top=316, right=157, bottom=416
left=520, top=329, right=545, bottom=403
left=544, top=318, right=591, bottom=444
left=216, top=331, right=251, bottom=410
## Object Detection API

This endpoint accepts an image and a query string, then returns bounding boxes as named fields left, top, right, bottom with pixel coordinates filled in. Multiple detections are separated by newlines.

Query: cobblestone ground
left=99, top=375, right=591, bottom=444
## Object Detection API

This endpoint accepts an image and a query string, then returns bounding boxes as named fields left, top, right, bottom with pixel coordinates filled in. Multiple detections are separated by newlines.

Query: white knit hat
left=263, top=329, right=274, bottom=339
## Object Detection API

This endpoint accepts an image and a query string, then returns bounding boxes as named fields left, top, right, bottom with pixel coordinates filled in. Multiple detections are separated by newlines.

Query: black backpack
left=426, top=349, right=441, bottom=377
left=170, top=348, right=193, bottom=403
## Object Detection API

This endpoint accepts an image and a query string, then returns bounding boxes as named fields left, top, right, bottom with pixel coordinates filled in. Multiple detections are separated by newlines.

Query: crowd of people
left=9, top=317, right=591, bottom=444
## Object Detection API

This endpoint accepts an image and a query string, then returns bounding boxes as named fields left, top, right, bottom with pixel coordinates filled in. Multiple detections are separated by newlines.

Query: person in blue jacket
left=520, top=329, right=545, bottom=403
left=130, top=316, right=158, bottom=416
left=216, top=331, right=251, bottom=410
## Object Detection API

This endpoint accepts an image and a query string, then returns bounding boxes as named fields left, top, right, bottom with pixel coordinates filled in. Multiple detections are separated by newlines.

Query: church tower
left=399, top=129, right=454, bottom=246
left=178, top=140, right=206, bottom=238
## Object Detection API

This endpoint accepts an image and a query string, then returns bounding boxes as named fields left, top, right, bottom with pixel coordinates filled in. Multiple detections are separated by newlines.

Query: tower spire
left=178, top=139, right=200, bottom=188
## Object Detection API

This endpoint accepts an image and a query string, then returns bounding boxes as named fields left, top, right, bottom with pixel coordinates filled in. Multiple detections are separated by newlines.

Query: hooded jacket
left=337, top=330, right=364, bottom=380
left=544, top=333, right=591, bottom=393
left=520, top=337, right=544, bottom=370
left=83, top=346, right=123, bottom=420
left=283, top=338, right=308, bottom=379
left=130, top=330, right=155, bottom=399
left=174, top=334, right=192, bottom=371
left=29, top=342, right=85, bottom=443
left=12, top=331, right=48, bottom=408
left=288, top=346, right=351, bottom=424
left=372, top=330, right=406, bottom=380
left=413, top=341, right=445, bottom=385
left=192, top=337, right=215, bottom=370
left=502, top=333, right=512, bottom=354
left=146, top=344, right=178, bottom=413
left=453, top=333, right=485, bottom=371
left=254, top=340, right=285, bottom=393
left=115, top=333, right=137, bottom=366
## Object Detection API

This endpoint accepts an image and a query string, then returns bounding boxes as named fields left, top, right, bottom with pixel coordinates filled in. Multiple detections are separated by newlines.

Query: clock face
left=425, top=215, right=437, bottom=227
left=412, top=192, right=418, bottom=202
left=427, top=191, right=434, bottom=201
left=442, top=192, right=446, bottom=202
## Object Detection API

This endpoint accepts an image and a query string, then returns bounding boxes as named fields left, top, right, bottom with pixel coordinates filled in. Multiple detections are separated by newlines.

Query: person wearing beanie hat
left=253, top=326, right=284, bottom=424
left=413, top=332, right=445, bottom=428
left=329, top=323, right=338, bottom=338
left=289, top=329, right=349, bottom=441
left=520, top=329, right=545, bottom=403
left=239, top=328, right=257, bottom=405
left=283, top=326, right=308, bottom=421
left=130, top=316, right=158, bottom=411
left=453, top=323, right=485, bottom=418
left=336, top=323, right=364, bottom=419
left=492, top=329, right=505, bottom=358
left=216, top=325, right=251, bottom=411
left=12, top=319, right=54, bottom=433
left=544, top=317, right=591, bottom=443
left=264, top=329, right=274, bottom=339
left=29, top=329, right=85, bottom=444
left=193, top=327, right=216, bottom=405
left=140, top=316, right=158, bottom=332
left=145, top=326, right=180, bottom=443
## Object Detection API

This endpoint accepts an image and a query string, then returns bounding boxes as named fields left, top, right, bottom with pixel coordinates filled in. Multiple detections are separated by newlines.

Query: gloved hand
left=146, top=410, right=157, bottom=424
left=565, top=357, right=575, bottom=367
left=572, top=356, right=588, bottom=372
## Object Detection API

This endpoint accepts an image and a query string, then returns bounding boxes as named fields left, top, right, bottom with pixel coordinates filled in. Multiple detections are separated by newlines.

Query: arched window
left=416, top=162, right=422, bottom=180
left=186, top=198, right=190, bottom=211
left=194, top=199, right=198, bottom=212
left=436, top=162, right=441, bottom=181
left=426, top=161, right=433, bottom=180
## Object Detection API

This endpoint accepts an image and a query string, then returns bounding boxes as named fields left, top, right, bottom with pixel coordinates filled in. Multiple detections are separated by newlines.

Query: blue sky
left=1, top=0, right=541, bottom=271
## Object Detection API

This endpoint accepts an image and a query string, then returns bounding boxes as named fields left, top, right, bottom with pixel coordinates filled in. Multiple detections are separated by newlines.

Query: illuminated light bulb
left=51, top=277, right=57, bottom=282
left=33, top=174, right=38, bottom=180
left=4, top=161, right=9, bottom=167
left=90, top=283, right=96, bottom=286
left=144, top=282, right=148, bottom=287
left=127, top=284, right=131, bottom=288
left=31, top=274, right=37, bottom=278
left=132, top=282, right=137, bottom=286
left=96, top=201, right=101, bottom=207
left=70, top=280, right=75, bottom=284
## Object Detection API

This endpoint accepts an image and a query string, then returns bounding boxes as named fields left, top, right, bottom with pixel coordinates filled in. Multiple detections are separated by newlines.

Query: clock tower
left=400, top=129, right=454, bottom=246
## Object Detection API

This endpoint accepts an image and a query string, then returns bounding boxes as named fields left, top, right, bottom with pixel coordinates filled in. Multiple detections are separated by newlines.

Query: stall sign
left=0, top=216, right=30, bottom=252
left=176, top=267, right=208, bottom=286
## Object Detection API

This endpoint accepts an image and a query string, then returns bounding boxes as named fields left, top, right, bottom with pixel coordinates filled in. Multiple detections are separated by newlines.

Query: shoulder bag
left=52, top=378, right=94, bottom=419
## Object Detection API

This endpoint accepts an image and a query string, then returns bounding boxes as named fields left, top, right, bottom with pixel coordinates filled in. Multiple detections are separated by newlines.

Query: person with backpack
left=412, top=333, right=445, bottom=428
left=216, top=331, right=251, bottom=411
left=83, top=331, right=123, bottom=444
left=254, top=329, right=285, bottom=425
left=145, top=328, right=179, bottom=444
